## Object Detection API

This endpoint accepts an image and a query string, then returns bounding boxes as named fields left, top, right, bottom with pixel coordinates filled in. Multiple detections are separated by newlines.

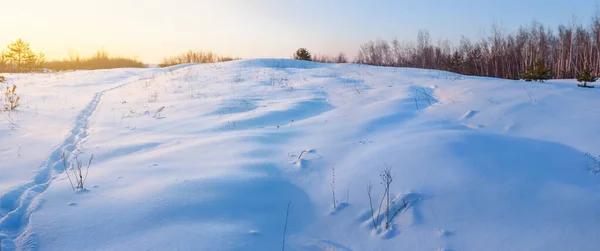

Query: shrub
left=294, top=48, right=312, bottom=61
left=3, top=84, right=20, bottom=111
left=62, top=152, right=94, bottom=191
left=367, top=166, right=411, bottom=231
left=0, top=75, right=5, bottom=82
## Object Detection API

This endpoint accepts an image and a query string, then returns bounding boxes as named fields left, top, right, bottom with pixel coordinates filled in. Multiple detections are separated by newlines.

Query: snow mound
left=1, top=59, right=600, bottom=250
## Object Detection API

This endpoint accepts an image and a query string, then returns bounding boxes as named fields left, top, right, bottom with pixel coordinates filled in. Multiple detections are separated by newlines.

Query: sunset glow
left=2, top=0, right=597, bottom=63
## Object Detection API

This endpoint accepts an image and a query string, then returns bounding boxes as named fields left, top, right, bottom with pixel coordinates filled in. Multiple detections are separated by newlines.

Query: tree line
left=295, top=48, right=349, bottom=64
left=354, top=15, right=600, bottom=80
left=45, top=49, right=145, bottom=71
left=0, top=39, right=241, bottom=72
left=158, top=50, right=239, bottom=67
left=0, top=39, right=146, bottom=72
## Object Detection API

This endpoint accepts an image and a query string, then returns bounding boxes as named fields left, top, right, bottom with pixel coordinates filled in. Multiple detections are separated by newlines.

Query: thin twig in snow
left=297, top=150, right=308, bottom=161
left=282, top=201, right=291, bottom=251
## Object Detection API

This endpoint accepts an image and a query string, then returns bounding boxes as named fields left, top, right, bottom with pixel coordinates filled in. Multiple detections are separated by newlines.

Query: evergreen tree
left=523, top=59, right=552, bottom=82
left=4, top=39, right=44, bottom=73
left=465, top=47, right=482, bottom=75
left=576, top=68, right=597, bottom=88
left=294, top=48, right=312, bottom=61
left=522, top=69, right=535, bottom=82
left=443, top=51, right=464, bottom=73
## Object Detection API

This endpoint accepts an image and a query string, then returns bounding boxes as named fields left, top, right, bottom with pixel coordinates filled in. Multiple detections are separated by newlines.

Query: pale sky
left=1, top=0, right=598, bottom=63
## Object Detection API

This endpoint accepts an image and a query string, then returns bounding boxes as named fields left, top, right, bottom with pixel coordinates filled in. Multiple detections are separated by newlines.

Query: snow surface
left=1, top=59, right=599, bottom=251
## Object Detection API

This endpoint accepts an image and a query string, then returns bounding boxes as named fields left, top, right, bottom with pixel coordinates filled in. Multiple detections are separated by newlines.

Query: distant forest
left=350, top=15, right=600, bottom=80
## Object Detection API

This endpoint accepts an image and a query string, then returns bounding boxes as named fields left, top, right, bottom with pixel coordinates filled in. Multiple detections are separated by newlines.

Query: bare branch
left=367, top=181, right=377, bottom=229
left=282, top=201, right=291, bottom=251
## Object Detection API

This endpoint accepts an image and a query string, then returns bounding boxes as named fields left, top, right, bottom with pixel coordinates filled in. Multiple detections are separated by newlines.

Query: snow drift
left=1, top=59, right=599, bottom=251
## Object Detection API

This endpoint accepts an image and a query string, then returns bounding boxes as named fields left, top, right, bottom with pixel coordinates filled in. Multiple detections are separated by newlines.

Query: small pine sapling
left=522, top=59, right=552, bottom=82
left=577, top=68, right=597, bottom=88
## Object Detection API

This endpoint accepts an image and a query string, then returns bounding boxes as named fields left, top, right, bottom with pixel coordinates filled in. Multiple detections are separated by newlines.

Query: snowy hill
left=1, top=59, right=599, bottom=251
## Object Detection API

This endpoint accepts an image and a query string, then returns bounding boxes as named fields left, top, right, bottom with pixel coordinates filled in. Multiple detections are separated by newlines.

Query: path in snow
left=0, top=77, right=144, bottom=250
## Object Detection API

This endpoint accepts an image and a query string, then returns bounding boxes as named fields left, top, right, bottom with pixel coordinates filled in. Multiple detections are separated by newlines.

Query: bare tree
left=354, top=15, right=600, bottom=81
left=335, top=52, right=348, bottom=63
